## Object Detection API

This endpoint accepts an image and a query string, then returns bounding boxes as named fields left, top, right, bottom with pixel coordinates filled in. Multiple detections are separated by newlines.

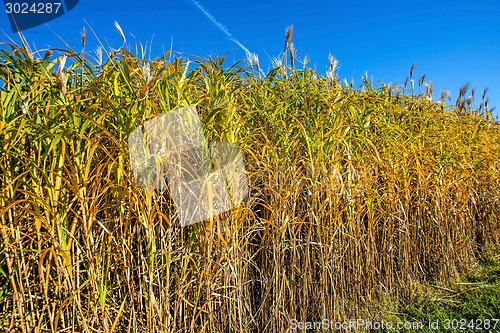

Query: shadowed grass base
left=369, top=245, right=500, bottom=333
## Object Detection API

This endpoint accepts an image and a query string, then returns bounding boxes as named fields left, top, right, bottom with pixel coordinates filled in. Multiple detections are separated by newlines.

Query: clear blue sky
left=1, top=0, right=499, bottom=116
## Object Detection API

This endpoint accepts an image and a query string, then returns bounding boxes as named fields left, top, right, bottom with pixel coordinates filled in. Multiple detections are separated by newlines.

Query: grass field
left=1, top=29, right=500, bottom=332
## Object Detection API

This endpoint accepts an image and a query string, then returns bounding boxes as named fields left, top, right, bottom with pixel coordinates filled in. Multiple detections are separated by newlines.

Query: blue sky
left=1, top=0, right=499, bottom=116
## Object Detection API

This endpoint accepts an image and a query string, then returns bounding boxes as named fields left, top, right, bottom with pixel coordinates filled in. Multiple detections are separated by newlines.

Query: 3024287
left=5, top=2, right=62, bottom=14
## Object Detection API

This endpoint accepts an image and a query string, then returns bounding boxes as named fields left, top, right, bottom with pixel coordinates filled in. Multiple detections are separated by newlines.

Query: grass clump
left=374, top=246, right=500, bottom=333
left=0, top=29, right=499, bottom=332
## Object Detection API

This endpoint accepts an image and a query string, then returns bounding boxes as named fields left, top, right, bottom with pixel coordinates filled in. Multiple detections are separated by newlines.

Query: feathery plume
left=253, top=53, right=259, bottom=68
left=404, top=75, right=409, bottom=91
left=272, top=57, right=282, bottom=68
left=284, top=24, right=293, bottom=53
left=440, top=88, right=448, bottom=106
left=141, top=62, right=151, bottom=85
left=459, top=98, right=466, bottom=111
left=425, top=81, right=434, bottom=99
left=59, top=75, right=67, bottom=95
left=246, top=52, right=261, bottom=77
left=326, top=69, right=336, bottom=86
left=246, top=52, right=258, bottom=66
left=303, top=55, right=309, bottom=71
left=58, top=73, right=67, bottom=95
left=410, top=62, right=416, bottom=78
left=482, top=87, right=489, bottom=100
left=459, top=82, right=469, bottom=98
left=328, top=54, right=338, bottom=73
left=418, top=73, right=426, bottom=88
left=466, top=95, right=472, bottom=107
left=95, top=46, right=103, bottom=66
left=81, top=27, right=87, bottom=51
left=114, top=21, right=126, bottom=45
left=387, top=83, right=393, bottom=98
left=326, top=54, right=339, bottom=86
left=58, top=55, right=67, bottom=95
left=59, top=56, right=67, bottom=73
left=273, top=57, right=285, bottom=76
left=58, top=56, right=67, bottom=94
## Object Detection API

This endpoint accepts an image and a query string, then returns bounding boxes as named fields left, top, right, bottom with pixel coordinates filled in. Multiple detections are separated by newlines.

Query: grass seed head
left=95, top=46, right=103, bottom=66
left=457, top=97, right=466, bottom=110
left=272, top=57, right=282, bottom=68
left=326, top=54, right=339, bottom=86
left=404, top=75, right=409, bottom=90
left=425, top=81, right=434, bottom=99
left=284, top=24, right=293, bottom=53
left=326, top=69, right=336, bottom=86
left=58, top=72, right=67, bottom=95
left=459, top=82, right=469, bottom=98
left=410, top=62, right=416, bottom=77
left=247, top=52, right=259, bottom=67
left=328, top=54, right=338, bottom=73
left=482, top=87, right=489, bottom=100
left=141, top=62, right=151, bottom=85
left=114, top=21, right=126, bottom=45
left=303, top=54, right=309, bottom=70
left=387, top=83, right=393, bottom=97
left=440, top=88, right=448, bottom=105
left=81, top=27, right=87, bottom=51
left=460, top=98, right=466, bottom=110
left=419, top=73, right=426, bottom=88
left=59, top=56, right=67, bottom=73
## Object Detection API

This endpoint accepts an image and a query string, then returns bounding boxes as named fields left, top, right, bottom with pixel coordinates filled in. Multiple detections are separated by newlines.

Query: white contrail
left=189, top=0, right=251, bottom=55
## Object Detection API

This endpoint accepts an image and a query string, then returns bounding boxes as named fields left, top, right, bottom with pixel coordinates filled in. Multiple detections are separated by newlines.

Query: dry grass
left=0, top=31, right=499, bottom=332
